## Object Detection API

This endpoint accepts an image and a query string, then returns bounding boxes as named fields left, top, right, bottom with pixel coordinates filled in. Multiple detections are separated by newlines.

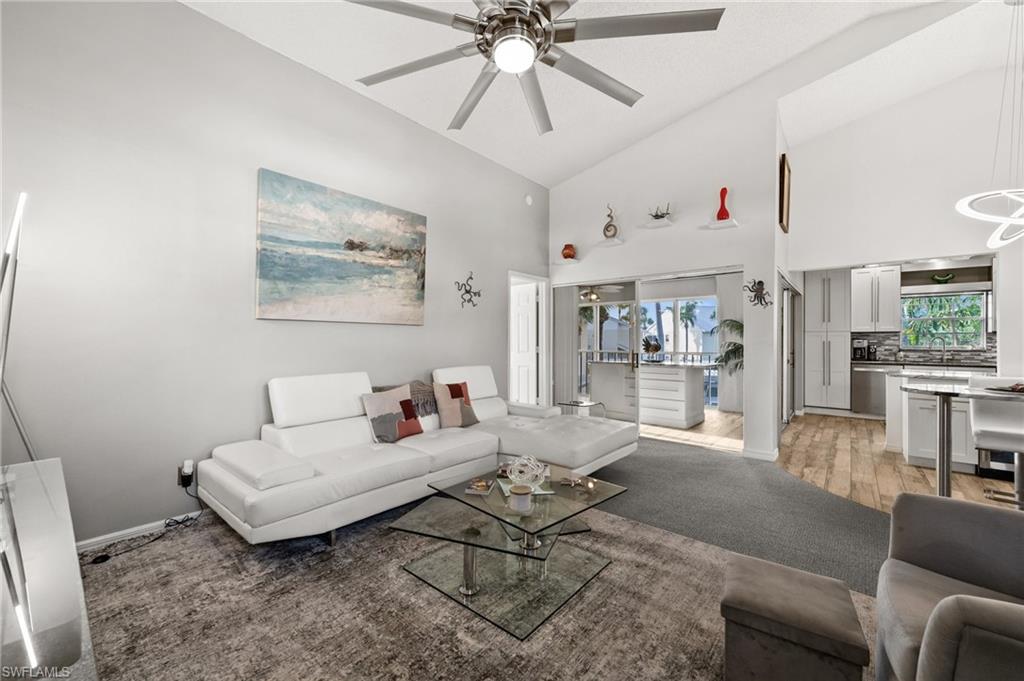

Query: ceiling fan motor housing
left=476, top=2, right=553, bottom=63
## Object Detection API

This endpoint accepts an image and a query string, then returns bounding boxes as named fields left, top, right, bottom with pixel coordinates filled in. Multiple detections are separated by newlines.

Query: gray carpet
left=80, top=507, right=877, bottom=681
left=594, top=437, right=890, bottom=595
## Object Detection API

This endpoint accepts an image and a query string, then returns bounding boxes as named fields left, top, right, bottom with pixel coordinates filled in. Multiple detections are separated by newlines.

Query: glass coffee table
left=390, top=464, right=626, bottom=639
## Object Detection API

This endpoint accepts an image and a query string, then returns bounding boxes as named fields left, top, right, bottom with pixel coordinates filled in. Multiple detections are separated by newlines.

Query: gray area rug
left=594, top=437, right=890, bottom=595
left=80, top=508, right=877, bottom=681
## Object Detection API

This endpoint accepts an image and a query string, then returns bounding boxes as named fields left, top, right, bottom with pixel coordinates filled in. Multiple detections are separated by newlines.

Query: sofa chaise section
left=432, top=365, right=638, bottom=475
left=198, top=372, right=498, bottom=544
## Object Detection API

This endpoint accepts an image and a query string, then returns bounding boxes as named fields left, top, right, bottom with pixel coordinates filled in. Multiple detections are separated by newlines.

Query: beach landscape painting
left=256, top=169, right=426, bottom=325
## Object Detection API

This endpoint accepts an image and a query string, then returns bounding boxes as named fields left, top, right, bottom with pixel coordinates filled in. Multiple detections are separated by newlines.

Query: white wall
left=1, top=2, right=548, bottom=540
left=787, top=68, right=1024, bottom=375
left=548, top=3, right=960, bottom=458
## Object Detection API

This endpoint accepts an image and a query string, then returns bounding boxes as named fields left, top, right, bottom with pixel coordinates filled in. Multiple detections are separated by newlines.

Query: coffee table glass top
left=390, top=496, right=590, bottom=561
left=428, top=464, right=626, bottom=536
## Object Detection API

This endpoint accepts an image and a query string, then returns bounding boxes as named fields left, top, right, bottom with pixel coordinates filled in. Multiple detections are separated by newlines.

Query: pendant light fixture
left=955, top=0, right=1024, bottom=249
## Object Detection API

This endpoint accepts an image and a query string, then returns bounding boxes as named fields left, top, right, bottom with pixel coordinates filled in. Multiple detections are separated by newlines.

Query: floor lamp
left=0, top=192, right=36, bottom=462
left=0, top=191, right=40, bottom=669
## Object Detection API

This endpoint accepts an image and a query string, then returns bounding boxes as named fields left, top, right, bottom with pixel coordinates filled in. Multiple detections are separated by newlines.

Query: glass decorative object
left=506, top=456, right=547, bottom=488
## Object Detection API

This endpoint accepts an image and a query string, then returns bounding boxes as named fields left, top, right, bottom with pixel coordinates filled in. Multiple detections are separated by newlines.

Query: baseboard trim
left=742, top=447, right=778, bottom=461
left=802, top=407, right=884, bottom=421
left=76, top=510, right=202, bottom=552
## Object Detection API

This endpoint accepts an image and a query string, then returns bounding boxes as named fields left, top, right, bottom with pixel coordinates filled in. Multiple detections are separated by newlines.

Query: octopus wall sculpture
left=743, top=279, right=773, bottom=307
left=455, top=271, right=482, bottom=308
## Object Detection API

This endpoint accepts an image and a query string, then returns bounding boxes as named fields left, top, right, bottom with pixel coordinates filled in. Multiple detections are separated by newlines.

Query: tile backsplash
left=851, top=331, right=998, bottom=366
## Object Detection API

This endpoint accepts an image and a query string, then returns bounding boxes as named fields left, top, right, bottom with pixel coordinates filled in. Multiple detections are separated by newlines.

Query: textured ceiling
left=188, top=1, right=921, bottom=186
left=780, top=1, right=1004, bottom=148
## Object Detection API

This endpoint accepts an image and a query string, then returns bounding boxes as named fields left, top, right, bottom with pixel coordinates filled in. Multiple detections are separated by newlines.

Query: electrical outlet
left=177, top=459, right=194, bottom=488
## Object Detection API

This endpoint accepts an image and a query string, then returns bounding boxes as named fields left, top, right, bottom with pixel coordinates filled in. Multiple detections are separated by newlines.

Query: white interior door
left=509, top=280, right=539, bottom=404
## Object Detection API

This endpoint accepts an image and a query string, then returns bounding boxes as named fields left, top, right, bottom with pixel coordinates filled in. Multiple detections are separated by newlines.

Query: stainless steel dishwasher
left=852, top=365, right=888, bottom=416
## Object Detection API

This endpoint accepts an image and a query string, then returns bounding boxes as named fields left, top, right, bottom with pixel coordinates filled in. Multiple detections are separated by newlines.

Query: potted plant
left=711, top=318, right=743, bottom=374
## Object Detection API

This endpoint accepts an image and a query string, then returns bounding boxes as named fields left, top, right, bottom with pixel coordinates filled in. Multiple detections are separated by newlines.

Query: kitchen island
left=589, top=360, right=716, bottom=428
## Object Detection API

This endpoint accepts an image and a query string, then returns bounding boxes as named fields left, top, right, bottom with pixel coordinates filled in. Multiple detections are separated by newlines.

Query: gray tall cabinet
left=804, top=269, right=851, bottom=410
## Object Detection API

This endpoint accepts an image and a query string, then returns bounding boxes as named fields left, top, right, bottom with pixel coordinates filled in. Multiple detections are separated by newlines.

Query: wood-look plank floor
left=640, top=412, right=1016, bottom=513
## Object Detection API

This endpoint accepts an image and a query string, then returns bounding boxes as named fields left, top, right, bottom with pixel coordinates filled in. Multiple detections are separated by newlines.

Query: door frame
left=508, top=271, right=551, bottom=407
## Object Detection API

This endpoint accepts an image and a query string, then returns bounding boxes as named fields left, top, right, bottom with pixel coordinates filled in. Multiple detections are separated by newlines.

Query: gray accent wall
left=1, top=2, right=548, bottom=540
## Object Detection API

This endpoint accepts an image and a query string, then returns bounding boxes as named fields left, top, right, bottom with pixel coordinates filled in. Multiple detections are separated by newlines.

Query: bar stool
left=968, top=375, right=1024, bottom=510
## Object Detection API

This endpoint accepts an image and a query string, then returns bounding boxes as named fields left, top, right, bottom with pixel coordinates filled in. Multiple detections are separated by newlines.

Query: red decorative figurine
left=561, top=243, right=577, bottom=260
left=716, top=187, right=730, bottom=221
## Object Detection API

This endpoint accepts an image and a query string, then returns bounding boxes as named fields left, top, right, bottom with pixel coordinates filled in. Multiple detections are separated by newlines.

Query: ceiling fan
left=351, top=0, right=725, bottom=134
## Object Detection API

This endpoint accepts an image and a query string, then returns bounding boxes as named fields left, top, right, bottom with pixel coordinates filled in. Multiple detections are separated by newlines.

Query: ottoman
left=720, top=554, right=869, bottom=681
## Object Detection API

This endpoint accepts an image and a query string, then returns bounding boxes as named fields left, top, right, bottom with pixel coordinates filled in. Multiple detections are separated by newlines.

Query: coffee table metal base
left=403, top=540, right=610, bottom=640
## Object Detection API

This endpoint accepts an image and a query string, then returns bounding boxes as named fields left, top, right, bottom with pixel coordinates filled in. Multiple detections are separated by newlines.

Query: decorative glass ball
left=506, top=456, right=546, bottom=488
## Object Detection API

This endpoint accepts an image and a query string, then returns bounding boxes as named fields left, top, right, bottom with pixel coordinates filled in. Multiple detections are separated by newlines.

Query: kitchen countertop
left=851, top=360, right=997, bottom=369
left=588, top=360, right=719, bottom=368
left=901, top=383, right=1024, bottom=401
left=888, top=369, right=990, bottom=380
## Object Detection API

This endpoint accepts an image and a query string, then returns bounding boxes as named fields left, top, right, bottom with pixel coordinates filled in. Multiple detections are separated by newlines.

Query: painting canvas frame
left=255, top=169, right=427, bottom=325
left=778, top=153, right=791, bottom=233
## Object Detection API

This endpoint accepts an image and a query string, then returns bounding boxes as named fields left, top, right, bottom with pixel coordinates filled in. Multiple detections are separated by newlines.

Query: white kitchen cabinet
left=850, top=265, right=901, bottom=332
left=805, top=269, right=850, bottom=332
left=637, top=364, right=706, bottom=428
left=884, top=371, right=904, bottom=452
left=804, top=330, right=850, bottom=409
left=876, top=266, right=902, bottom=331
left=905, top=394, right=976, bottom=469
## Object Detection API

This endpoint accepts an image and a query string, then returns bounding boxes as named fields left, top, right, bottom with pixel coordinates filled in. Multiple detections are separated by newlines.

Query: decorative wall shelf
left=554, top=257, right=581, bottom=265
left=594, top=237, right=624, bottom=247
left=638, top=216, right=675, bottom=229
left=700, top=218, right=740, bottom=231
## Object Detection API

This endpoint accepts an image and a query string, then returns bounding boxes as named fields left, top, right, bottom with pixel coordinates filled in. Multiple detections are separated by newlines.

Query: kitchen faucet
left=929, top=337, right=948, bottom=364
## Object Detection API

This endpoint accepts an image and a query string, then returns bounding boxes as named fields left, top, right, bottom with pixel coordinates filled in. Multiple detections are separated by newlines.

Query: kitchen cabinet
left=805, top=269, right=850, bottom=332
left=905, top=394, right=977, bottom=469
left=850, top=265, right=901, bottom=332
left=637, top=364, right=706, bottom=428
left=805, top=330, right=851, bottom=410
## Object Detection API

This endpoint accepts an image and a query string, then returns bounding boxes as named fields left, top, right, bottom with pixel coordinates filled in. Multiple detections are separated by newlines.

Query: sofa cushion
left=472, top=414, right=636, bottom=469
left=261, top=417, right=374, bottom=457
left=242, top=444, right=431, bottom=528
left=212, top=440, right=315, bottom=490
left=395, top=428, right=498, bottom=472
left=268, top=372, right=372, bottom=428
left=432, top=365, right=499, bottom=399
left=876, top=558, right=1024, bottom=681
left=472, top=396, right=509, bottom=422
left=362, top=385, right=423, bottom=443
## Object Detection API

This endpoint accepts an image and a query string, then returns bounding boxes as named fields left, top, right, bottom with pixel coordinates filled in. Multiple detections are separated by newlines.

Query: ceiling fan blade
left=347, top=0, right=479, bottom=32
left=553, top=8, right=724, bottom=42
left=517, top=67, right=553, bottom=135
left=540, top=45, right=641, bottom=107
left=359, top=43, right=480, bottom=86
left=448, top=62, right=500, bottom=130
left=537, top=0, right=576, bottom=20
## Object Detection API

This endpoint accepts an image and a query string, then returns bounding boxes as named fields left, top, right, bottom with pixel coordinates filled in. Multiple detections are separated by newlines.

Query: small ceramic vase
left=562, top=243, right=577, bottom=260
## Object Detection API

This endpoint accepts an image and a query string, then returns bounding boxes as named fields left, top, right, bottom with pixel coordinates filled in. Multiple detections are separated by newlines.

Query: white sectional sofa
left=433, top=365, right=638, bottom=475
left=197, top=372, right=498, bottom=544
left=198, top=366, right=638, bottom=544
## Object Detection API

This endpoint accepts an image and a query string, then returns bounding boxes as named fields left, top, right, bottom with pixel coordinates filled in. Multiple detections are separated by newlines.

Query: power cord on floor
left=86, top=480, right=205, bottom=565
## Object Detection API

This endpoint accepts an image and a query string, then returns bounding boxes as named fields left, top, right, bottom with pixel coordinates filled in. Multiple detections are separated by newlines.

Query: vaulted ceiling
left=188, top=1, right=923, bottom=187
left=780, top=1, right=1005, bottom=148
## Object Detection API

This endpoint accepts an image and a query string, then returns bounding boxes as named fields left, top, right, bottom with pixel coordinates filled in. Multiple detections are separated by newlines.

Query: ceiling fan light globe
left=493, top=35, right=536, bottom=74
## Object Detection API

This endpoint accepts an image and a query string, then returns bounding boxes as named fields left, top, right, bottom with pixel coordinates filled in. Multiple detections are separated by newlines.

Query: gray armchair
left=876, top=493, right=1024, bottom=681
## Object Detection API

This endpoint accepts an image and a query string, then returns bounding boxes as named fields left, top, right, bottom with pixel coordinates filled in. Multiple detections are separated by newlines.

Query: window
left=577, top=303, right=632, bottom=394
left=901, top=293, right=987, bottom=349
